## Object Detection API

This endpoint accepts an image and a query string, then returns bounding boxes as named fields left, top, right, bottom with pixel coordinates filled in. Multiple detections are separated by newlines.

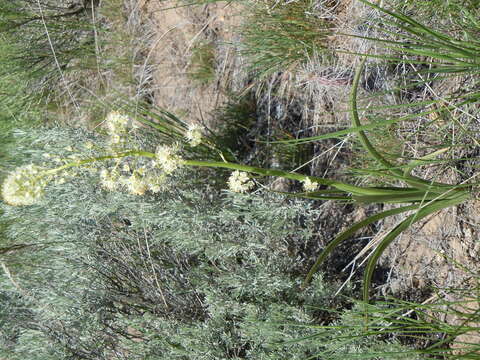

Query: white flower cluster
left=145, top=173, right=167, bottom=194
left=1, top=164, right=49, bottom=206
left=154, top=144, right=184, bottom=174
left=1, top=112, right=187, bottom=206
left=100, top=169, right=120, bottom=191
left=185, top=124, right=203, bottom=147
left=99, top=113, right=184, bottom=196
left=228, top=171, right=255, bottom=193
left=104, top=111, right=134, bottom=151
left=124, top=173, right=148, bottom=196
left=302, top=177, right=318, bottom=192
left=100, top=164, right=167, bottom=196
left=96, top=112, right=171, bottom=196
left=105, top=111, right=130, bottom=134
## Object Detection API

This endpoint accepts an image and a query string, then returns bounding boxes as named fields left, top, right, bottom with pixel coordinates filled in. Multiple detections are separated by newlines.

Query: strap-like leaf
left=362, top=193, right=470, bottom=302
left=302, top=204, right=419, bottom=289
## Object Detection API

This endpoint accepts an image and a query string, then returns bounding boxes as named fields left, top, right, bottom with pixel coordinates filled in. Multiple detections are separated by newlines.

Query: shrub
left=0, top=127, right=422, bottom=359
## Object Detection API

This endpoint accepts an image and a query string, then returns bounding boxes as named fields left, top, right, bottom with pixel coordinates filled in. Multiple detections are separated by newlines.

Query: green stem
left=42, top=151, right=468, bottom=206
left=183, top=160, right=421, bottom=196
left=301, top=204, right=420, bottom=290
left=362, top=191, right=471, bottom=303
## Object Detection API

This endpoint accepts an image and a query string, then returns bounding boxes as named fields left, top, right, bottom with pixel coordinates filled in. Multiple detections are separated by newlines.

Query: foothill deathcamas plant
left=1, top=103, right=475, bottom=303
left=2, top=0, right=479, bottom=303
left=1, top=110, right=313, bottom=205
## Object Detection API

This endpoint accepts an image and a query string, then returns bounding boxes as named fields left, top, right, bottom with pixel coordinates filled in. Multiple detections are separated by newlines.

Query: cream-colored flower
left=185, top=124, right=203, bottom=147
left=124, top=174, right=148, bottom=195
left=100, top=169, right=119, bottom=191
left=55, top=177, right=66, bottom=185
left=146, top=174, right=167, bottom=193
left=109, top=134, right=122, bottom=145
left=84, top=141, right=94, bottom=149
left=154, top=144, right=184, bottom=174
left=105, top=111, right=129, bottom=134
left=104, top=112, right=130, bottom=152
left=228, top=170, right=254, bottom=193
left=1, top=164, right=48, bottom=206
left=131, top=119, right=141, bottom=130
left=302, top=177, right=318, bottom=192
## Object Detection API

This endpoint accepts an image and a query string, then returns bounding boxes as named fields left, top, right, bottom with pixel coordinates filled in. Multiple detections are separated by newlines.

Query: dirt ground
left=139, top=0, right=246, bottom=127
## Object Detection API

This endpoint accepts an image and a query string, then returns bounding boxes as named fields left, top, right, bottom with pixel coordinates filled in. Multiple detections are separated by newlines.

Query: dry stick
left=185, top=14, right=219, bottom=56
left=377, top=293, right=439, bottom=333
left=334, top=258, right=357, bottom=296
left=409, top=62, right=480, bottom=147
left=35, top=0, right=80, bottom=112
left=1, top=262, right=30, bottom=298
left=91, top=0, right=105, bottom=87
left=337, top=207, right=445, bottom=296
left=333, top=217, right=404, bottom=296
left=142, top=224, right=170, bottom=311
left=322, top=136, right=350, bottom=178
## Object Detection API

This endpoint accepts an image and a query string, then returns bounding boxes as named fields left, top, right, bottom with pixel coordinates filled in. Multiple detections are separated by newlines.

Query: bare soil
left=139, top=0, right=245, bottom=127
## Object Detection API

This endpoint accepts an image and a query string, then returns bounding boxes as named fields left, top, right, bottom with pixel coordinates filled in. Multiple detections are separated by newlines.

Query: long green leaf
left=302, top=204, right=419, bottom=289
left=362, top=193, right=470, bottom=302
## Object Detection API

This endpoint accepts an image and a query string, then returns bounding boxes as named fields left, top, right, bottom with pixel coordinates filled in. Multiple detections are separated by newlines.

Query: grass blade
left=362, top=193, right=471, bottom=302
left=302, top=204, right=419, bottom=289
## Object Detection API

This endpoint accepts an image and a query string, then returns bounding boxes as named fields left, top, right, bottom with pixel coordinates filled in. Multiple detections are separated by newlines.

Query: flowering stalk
left=181, top=160, right=450, bottom=199
left=2, top=147, right=469, bottom=207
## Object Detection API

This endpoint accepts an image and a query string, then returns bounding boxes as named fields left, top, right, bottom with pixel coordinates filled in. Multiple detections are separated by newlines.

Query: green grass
left=188, top=41, right=216, bottom=85
left=241, top=0, right=333, bottom=80
left=288, top=287, right=480, bottom=359
left=0, top=0, right=98, bottom=109
left=331, top=256, right=480, bottom=358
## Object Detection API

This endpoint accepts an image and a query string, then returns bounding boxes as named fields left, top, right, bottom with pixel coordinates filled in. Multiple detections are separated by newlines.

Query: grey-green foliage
left=0, top=127, right=419, bottom=359
left=0, top=0, right=97, bottom=105
left=308, top=304, right=426, bottom=360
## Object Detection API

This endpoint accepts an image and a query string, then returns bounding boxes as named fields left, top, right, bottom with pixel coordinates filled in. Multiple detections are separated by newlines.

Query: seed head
left=228, top=171, right=254, bottom=193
